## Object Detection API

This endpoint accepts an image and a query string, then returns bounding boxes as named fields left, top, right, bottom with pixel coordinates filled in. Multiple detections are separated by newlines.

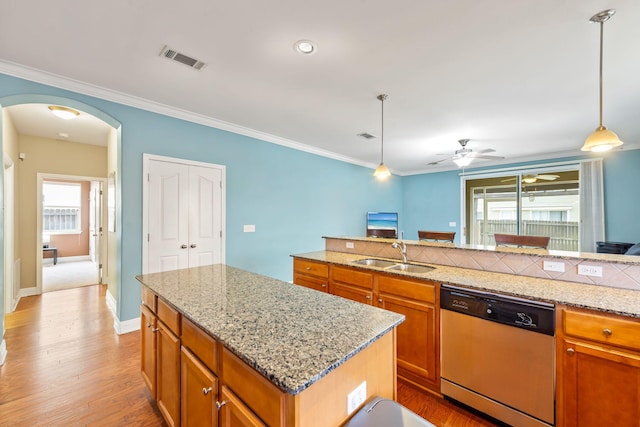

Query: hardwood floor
left=1, top=285, right=497, bottom=427
left=0, top=285, right=166, bottom=426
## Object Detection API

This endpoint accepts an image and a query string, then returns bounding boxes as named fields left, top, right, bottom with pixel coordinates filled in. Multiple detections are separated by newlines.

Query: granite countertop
left=136, top=264, right=404, bottom=395
left=293, top=251, right=640, bottom=318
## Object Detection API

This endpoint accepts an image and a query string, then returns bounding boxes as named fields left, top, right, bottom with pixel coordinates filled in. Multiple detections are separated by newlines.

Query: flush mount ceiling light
left=582, top=9, right=623, bottom=152
left=373, top=94, right=392, bottom=179
left=294, top=40, right=316, bottom=55
left=48, top=105, right=80, bottom=120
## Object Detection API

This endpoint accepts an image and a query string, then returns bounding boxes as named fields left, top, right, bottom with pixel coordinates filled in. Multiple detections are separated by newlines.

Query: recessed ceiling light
left=294, top=40, right=316, bottom=55
left=48, top=105, right=80, bottom=120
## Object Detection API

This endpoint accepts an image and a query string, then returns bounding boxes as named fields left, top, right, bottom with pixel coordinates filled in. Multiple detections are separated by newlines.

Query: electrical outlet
left=243, top=224, right=255, bottom=232
left=347, top=381, right=367, bottom=415
left=578, top=264, right=603, bottom=277
left=449, top=221, right=457, bottom=227
left=346, top=242, right=354, bottom=249
left=543, top=261, right=565, bottom=273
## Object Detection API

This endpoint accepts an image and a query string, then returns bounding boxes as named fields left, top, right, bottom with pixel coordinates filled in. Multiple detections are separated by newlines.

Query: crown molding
left=0, top=60, right=372, bottom=169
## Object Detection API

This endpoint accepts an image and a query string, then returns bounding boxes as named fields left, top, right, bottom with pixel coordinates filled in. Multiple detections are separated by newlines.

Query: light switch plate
left=243, top=224, right=255, bottom=232
left=543, top=261, right=565, bottom=273
left=346, top=242, right=354, bottom=249
left=449, top=222, right=457, bottom=227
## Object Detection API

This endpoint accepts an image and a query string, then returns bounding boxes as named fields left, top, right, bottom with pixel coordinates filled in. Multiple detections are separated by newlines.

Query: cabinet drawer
left=222, top=348, right=290, bottom=427
left=294, top=273, right=329, bottom=292
left=564, top=309, right=640, bottom=351
left=330, top=265, right=374, bottom=290
left=142, top=287, right=157, bottom=312
left=378, top=275, right=436, bottom=304
left=157, top=298, right=181, bottom=336
left=294, top=259, right=329, bottom=278
left=182, top=317, right=219, bottom=374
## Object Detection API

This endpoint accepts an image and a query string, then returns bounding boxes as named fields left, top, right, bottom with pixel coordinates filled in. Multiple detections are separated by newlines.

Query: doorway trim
left=36, top=173, right=108, bottom=294
left=3, top=156, right=16, bottom=314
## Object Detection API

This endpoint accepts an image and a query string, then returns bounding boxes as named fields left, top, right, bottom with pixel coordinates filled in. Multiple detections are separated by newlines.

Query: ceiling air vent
left=159, top=45, right=207, bottom=71
left=358, top=132, right=376, bottom=140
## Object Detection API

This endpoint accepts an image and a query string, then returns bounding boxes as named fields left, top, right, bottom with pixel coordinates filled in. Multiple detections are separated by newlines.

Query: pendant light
left=582, top=9, right=623, bottom=152
left=373, top=94, right=391, bottom=179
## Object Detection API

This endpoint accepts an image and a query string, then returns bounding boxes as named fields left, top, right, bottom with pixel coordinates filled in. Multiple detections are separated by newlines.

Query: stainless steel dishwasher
left=440, top=285, right=555, bottom=427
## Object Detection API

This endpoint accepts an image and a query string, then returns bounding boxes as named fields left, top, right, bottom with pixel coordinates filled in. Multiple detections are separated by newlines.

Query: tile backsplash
left=325, top=237, right=640, bottom=291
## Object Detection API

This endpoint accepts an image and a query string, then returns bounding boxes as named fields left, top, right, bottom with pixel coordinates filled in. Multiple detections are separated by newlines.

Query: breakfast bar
left=136, top=264, right=404, bottom=426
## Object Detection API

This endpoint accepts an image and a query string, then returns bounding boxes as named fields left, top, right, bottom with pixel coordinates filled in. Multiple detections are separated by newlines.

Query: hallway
left=0, top=285, right=165, bottom=426
left=42, top=260, right=99, bottom=293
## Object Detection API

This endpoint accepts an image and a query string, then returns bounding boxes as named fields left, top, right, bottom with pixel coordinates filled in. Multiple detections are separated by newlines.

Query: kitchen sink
left=386, top=263, right=435, bottom=274
left=352, top=258, right=397, bottom=268
left=351, top=258, right=435, bottom=274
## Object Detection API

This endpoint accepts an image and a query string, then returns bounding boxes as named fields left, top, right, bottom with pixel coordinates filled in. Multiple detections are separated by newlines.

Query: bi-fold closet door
left=146, top=156, right=224, bottom=274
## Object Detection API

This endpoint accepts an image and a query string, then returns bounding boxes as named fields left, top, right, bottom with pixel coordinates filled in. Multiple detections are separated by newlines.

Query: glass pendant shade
left=582, top=125, right=623, bottom=152
left=374, top=162, right=391, bottom=178
left=452, top=156, right=473, bottom=168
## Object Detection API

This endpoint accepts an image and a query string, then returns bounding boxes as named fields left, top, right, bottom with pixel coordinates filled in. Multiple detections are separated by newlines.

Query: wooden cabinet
left=140, top=303, right=157, bottom=398
left=293, top=259, right=329, bottom=293
left=219, top=386, right=266, bottom=427
left=156, top=299, right=182, bottom=427
left=377, top=274, right=439, bottom=393
left=329, top=265, right=374, bottom=305
left=557, top=306, right=640, bottom=427
left=314, top=260, right=439, bottom=394
left=181, top=346, right=219, bottom=427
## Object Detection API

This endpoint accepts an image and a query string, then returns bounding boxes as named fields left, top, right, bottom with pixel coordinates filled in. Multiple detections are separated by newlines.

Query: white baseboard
left=106, top=289, right=117, bottom=318
left=43, top=255, right=91, bottom=265
left=19, top=286, right=38, bottom=298
left=0, top=338, right=7, bottom=366
left=105, top=289, right=140, bottom=334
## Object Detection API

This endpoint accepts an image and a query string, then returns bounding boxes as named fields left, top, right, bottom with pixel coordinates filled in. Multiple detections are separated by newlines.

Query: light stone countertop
left=293, top=251, right=640, bottom=318
left=136, top=264, right=404, bottom=395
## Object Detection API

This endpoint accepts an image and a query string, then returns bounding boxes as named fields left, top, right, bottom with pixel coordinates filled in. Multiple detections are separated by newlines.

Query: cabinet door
left=377, top=292, right=437, bottom=388
left=181, top=347, right=219, bottom=427
left=293, top=273, right=329, bottom=293
left=560, top=339, right=640, bottom=427
left=157, top=322, right=181, bottom=427
left=140, top=304, right=157, bottom=398
left=219, top=386, right=266, bottom=427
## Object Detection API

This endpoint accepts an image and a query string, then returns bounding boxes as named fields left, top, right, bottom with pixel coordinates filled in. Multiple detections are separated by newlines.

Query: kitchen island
left=136, top=264, right=404, bottom=427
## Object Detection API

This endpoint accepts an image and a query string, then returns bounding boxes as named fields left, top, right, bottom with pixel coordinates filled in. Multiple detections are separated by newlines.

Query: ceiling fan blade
left=537, top=174, right=559, bottom=181
left=427, top=158, right=449, bottom=165
left=500, top=177, right=517, bottom=182
left=476, top=148, right=496, bottom=154
left=466, top=153, right=504, bottom=160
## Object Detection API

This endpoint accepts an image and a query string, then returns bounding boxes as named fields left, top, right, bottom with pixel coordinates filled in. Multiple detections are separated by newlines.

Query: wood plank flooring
left=1, top=285, right=497, bottom=427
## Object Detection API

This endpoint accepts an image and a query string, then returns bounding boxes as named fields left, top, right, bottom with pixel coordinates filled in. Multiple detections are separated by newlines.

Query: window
left=465, top=169, right=580, bottom=251
left=43, top=182, right=82, bottom=233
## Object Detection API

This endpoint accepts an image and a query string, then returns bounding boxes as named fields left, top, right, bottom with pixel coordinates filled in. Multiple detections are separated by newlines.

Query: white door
left=148, top=160, right=190, bottom=273
left=188, top=165, right=222, bottom=267
left=89, top=181, right=103, bottom=283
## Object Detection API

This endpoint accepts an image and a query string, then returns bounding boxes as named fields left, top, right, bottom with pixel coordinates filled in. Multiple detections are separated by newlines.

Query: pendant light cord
left=377, top=94, right=387, bottom=164
left=598, top=21, right=604, bottom=127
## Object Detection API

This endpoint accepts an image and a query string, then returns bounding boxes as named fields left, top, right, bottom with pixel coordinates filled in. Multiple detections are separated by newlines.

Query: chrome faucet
left=391, top=240, right=407, bottom=264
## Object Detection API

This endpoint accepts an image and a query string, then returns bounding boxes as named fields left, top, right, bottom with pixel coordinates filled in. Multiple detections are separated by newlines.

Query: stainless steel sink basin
left=386, top=263, right=435, bottom=274
left=351, top=258, right=397, bottom=268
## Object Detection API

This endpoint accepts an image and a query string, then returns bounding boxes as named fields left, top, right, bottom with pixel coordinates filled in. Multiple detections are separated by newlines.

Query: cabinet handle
left=151, top=327, right=160, bottom=333
left=215, top=400, right=228, bottom=410
left=602, top=328, right=613, bottom=336
left=321, top=283, right=327, bottom=288
left=146, top=322, right=152, bottom=328
left=181, top=244, right=188, bottom=249
left=566, top=348, right=575, bottom=354
left=202, top=387, right=213, bottom=396
left=378, top=298, right=383, bottom=303
left=365, top=295, right=371, bottom=300
left=305, top=267, right=311, bottom=271
left=190, top=244, right=197, bottom=248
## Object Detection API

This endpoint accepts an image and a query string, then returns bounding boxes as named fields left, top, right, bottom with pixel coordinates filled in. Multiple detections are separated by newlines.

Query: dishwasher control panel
left=440, top=285, right=555, bottom=335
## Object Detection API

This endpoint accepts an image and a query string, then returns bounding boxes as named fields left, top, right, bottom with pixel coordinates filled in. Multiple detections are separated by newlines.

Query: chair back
left=367, top=229, right=397, bottom=238
left=494, top=233, right=550, bottom=249
left=418, top=230, right=456, bottom=243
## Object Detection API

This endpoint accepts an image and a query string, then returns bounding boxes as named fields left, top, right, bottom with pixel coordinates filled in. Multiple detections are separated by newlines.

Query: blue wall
left=0, top=73, right=402, bottom=323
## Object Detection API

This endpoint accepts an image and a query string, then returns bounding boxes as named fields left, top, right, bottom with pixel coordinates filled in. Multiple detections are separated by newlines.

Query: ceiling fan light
left=582, top=126, right=623, bottom=152
left=48, top=105, right=80, bottom=120
left=452, top=156, right=473, bottom=168
left=374, top=162, right=391, bottom=179
left=523, top=176, right=537, bottom=184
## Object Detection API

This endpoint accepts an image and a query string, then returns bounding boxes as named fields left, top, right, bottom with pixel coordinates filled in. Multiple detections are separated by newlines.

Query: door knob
left=190, top=244, right=197, bottom=248
left=181, top=244, right=188, bottom=249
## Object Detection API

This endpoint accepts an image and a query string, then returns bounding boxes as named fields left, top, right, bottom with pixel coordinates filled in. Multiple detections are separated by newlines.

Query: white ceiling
left=1, top=0, right=639, bottom=174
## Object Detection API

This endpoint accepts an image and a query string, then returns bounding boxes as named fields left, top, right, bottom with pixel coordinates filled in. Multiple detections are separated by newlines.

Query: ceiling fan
left=501, top=174, right=560, bottom=184
left=428, top=139, right=504, bottom=167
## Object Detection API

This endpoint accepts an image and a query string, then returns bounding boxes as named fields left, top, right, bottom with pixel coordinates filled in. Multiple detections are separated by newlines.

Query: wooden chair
left=494, top=233, right=550, bottom=249
left=418, top=230, right=456, bottom=243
